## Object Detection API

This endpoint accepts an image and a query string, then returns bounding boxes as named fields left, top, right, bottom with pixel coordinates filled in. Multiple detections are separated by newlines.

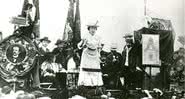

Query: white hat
left=86, top=20, right=99, bottom=27
left=28, top=0, right=34, bottom=5
left=123, top=33, right=133, bottom=38
left=110, top=43, right=118, bottom=50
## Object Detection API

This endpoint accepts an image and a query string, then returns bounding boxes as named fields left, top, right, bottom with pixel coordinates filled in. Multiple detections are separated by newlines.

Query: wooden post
left=144, top=0, right=147, bottom=16
left=0, top=31, right=2, bottom=41
left=149, top=65, right=152, bottom=90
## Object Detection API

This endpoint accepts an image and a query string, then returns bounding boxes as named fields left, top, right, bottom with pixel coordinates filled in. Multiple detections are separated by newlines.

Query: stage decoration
left=0, top=34, right=37, bottom=81
left=149, top=18, right=174, bottom=31
left=10, top=16, right=28, bottom=26
left=142, top=34, right=160, bottom=65
left=134, top=26, right=174, bottom=89
left=62, top=0, right=81, bottom=69
left=20, top=0, right=40, bottom=38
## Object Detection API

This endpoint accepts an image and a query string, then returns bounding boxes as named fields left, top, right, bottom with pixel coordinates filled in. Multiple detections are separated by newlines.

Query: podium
left=56, top=69, right=79, bottom=88
left=55, top=69, right=79, bottom=99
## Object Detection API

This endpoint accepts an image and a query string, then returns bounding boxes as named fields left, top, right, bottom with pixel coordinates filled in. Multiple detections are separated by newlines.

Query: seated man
left=40, top=52, right=62, bottom=87
left=103, top=43, right=122, bottom=89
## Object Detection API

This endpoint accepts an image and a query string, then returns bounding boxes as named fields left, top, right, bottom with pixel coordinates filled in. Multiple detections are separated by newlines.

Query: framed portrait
left=0, top=35, right=37, bottom=78
left=6, top=44, right=27, bottom=64
left=142, top=34, right=160, bottom=65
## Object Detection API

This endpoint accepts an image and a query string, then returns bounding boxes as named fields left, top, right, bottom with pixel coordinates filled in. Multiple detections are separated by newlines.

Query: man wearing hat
left=103, top=43, right=122, bottom=89
left=51, top=39, right=68, bottom=89
left=52, top=39, right=68, bottom=70
left=121, top=33, right=143, bottom=90
left=32, top=37, right=51, bottom=88
left=39, top=37, right=51, bottom=55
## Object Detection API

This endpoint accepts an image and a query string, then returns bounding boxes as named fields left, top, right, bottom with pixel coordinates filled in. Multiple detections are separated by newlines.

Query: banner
left=20, top=0, right=40, bottom=38
left=62, top=0, right=75, bottom=42
left=142, top=34, right=160, bottom=65
left=73, top=0, right=81, bottom=48
left=0, top=34, right=37, bottom=79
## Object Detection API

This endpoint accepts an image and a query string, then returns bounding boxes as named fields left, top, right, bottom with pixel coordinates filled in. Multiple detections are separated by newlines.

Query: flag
left=62, top=0, right=75, bottom=43
left=21, top=0, right=29, bottom=17
left=32, top=0, right=40, bottom=38
left=62, top=0, right=82, bottom=68
left=62, top=0, right=75, bottom=69
left=19, top=0, right=40, bottom=39
left=73, top=0, right=81, bottom=48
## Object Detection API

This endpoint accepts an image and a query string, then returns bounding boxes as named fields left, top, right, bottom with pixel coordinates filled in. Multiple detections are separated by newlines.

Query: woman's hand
left=82, top=39, right=87, bottom=45
left=78, top=39, right=87, bottom=49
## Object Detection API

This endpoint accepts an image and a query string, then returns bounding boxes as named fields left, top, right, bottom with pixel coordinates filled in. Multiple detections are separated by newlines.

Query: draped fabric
left=19, top=0, right=40, bottom=39
left=73, top=0, right=81, bottom=48
left=63, top=0, right=81, bottom=48
left=62, top=0, right=75, bottom=42
left=62, top=0, right=82, bottom=68
left=32, top=0, right=40, bottom=38
left=21, top=0, right=40, bottom=23
left=134, top=27, right=174, bottom=89
left=134, top=27, right=174, bottom=64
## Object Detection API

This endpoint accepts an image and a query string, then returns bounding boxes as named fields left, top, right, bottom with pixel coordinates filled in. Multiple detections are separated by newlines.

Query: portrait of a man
left=6, top=44, right=26, bottom=63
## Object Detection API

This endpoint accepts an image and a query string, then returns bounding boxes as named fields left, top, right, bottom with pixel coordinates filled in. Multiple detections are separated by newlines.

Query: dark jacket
left=104, top=51, right=122, bottom=76
left=39, top=47, right=50, bottom=55
left=122, top=43, right=142, bottom=71
left=8, top=56, right=24, bottom=63
left=52, top=48, right=68, bottom=70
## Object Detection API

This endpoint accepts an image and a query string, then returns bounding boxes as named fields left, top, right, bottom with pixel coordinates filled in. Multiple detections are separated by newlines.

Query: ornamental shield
left=0, top=34, right=37, bottom=80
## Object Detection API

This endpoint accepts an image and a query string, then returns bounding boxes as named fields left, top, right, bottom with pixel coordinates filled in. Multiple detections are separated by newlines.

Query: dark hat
left=123, top=33, right=133, bottom=38
left=40, top=37, right=51, bottom=43
left=55, top=39, right=66, bottom=45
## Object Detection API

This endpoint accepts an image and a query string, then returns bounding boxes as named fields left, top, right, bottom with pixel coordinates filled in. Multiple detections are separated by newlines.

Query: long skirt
left=78, top=48, right=103, bottom=86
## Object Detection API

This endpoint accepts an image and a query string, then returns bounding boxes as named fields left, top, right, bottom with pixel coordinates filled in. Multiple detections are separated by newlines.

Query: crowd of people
left=27, top=20, right=143, bottom=89
left=0, top=0, right=183, bottom=98
left=9, top=0, right=145, bottom=93
left=0, top=85, right=52, bottom=99
left=23, top=20, right=145, bottom=99
left=0, top=15, right=184, bottom=98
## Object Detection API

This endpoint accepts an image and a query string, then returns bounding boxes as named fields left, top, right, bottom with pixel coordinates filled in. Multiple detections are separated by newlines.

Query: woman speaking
left=77, top=20, right=103, bottom=87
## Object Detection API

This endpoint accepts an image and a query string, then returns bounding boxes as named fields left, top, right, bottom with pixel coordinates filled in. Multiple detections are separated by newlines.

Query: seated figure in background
left=103, top=43, right=122, bottom=89
left=40, top=52, right=62, bottom=85
left=52, top=39, right=68, bottom=70
left=32, top=37, right=51, bottom=88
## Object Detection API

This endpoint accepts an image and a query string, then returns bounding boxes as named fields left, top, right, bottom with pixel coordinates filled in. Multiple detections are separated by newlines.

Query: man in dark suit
left=8, top=45, right=25, bottom=63
left=52, top=39, right=68, bottom=89
left=6, top=45, right=26, bottom=73
left=52, top=39, right=68, bottom=70
left=121, top=33, right=143, bottom=90
left=103, top=43, right=122, bottom=89
left=32, top=37, right=50, bottom=88
left=39, top=37, right=51, bottom=55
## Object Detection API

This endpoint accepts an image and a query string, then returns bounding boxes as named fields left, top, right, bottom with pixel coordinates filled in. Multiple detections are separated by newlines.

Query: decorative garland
left=0, top=34, right=37, bottom=81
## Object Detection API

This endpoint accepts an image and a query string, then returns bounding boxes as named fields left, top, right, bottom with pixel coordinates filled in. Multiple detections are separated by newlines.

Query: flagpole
left=144, top=0, right=147, bottom=16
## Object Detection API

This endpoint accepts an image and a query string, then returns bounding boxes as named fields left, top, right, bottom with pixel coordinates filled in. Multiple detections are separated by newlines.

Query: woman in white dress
left=77, top=20, right=103, bottom=87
